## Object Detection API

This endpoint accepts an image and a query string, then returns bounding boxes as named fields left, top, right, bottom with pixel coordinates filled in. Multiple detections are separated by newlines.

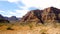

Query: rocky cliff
left=20, top=7, right=60, bottom=23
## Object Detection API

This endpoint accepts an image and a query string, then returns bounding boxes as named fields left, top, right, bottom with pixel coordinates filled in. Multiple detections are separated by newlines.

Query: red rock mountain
left=20, top=7, right=60, bottom=23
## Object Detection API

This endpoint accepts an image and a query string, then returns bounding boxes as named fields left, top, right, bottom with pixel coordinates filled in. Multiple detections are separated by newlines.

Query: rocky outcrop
left=20, top=9, right=43, bottom=23
left=42, top=7, right=60, bottom=23
left=20, top=7, right=60, bottom=23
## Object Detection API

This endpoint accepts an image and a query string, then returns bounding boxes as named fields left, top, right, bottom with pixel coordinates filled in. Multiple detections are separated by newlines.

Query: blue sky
left=0, top=0, right=60, bottom=17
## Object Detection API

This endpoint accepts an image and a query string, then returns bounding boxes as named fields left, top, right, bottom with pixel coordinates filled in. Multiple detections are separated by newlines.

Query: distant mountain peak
left=0, top=14, right=9, bottom=23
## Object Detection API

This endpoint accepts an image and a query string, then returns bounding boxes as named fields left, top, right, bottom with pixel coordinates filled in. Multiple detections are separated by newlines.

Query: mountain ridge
left=20, top=7, right=60, bottom=23
left=0, top=14, right=20, bottom=23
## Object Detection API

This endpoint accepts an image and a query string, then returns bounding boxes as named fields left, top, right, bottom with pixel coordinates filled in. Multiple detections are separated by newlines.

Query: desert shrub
left=41, top=32, right=46, bottom=34
left=7, top=27, right=14, bottom=30
left=20, top=22, right=27, bottom=26
left=0, top=23, right=4, bottom=26
left=36, top=23, right=43, bottom=27
left=0, top=23, right=3, bottom=27
left=0, top=23, right=10, bottom=27
left=28, top=23, right=33, bottom=29
left=53, top=23, right=60, bottom=28
left=0, top=23, right=6, bottom=27
left=27, top=22, right=36, bottom=28
left=20, top=22, right=36, bottom=29
left=40, top=29, right=48, bottom=34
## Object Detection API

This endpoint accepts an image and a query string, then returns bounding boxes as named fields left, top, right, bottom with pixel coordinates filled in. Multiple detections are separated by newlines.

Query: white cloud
left=15, top=10, right=29, bottom=17
left=5, top=10, right=29, bottom=17
left=1, top=0, right=60, bottom=17
left=7, top=0, right=60, bottom=9
left=9, top=12, right=16, bottom=15
left=0, top=10, right=4, bottom=13
left=0, top=8, right=29, bottom=17
left=21, top=0, right=60, bottom=9
left=7, top=0, right=19, bottom=3
left=0, top=10, right=12, bottom=17
left=3, top=14, right=12, bottom=17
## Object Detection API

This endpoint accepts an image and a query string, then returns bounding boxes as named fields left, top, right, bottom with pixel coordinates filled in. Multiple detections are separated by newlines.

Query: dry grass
left=0, top=22, right=60, bottom=34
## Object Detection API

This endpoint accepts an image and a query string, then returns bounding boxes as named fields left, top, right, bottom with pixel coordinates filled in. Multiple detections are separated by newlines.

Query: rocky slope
left=20, top=7, right=60, bottom=23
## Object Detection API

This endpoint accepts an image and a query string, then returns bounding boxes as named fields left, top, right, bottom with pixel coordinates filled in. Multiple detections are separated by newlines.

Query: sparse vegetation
left=0, top=23, right=3, bottom=27
left=7, top=27, right=14, bottom=30
left=0, top=22, right=60, bottom=34
left=41, top=32, right=46, bottom=34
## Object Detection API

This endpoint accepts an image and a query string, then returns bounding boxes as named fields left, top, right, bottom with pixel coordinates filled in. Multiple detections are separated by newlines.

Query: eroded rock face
left=20, top=10, right=41, bottom=23
left=42, top=7, right=60, bottom=23
left=20, top=7, right=60, bottom=23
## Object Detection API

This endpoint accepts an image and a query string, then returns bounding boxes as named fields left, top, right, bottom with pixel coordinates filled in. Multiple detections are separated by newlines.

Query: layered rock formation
left=20, top=7, right=60, bottom=23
